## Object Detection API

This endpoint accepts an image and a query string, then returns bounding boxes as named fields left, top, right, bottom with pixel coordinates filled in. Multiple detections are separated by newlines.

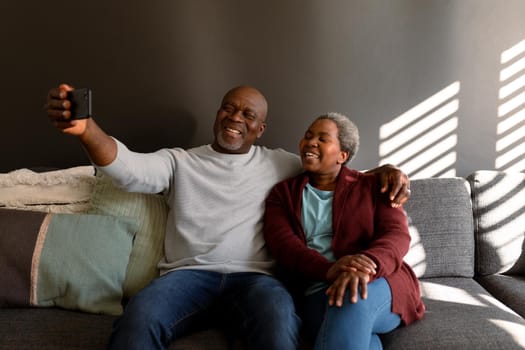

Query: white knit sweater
left=98, top=139, right=302, bottom=275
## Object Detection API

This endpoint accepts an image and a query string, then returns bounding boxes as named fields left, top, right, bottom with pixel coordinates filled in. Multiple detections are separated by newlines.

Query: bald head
left=222, top=86, right=268, bottom=121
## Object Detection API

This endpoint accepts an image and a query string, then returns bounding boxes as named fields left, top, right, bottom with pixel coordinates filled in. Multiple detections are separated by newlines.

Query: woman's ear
left=337, top=151, right=349, bottom=164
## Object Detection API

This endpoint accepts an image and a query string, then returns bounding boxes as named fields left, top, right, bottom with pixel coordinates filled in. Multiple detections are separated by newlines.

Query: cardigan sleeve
left=360, top=181, right=411, bottom=280
left=263, top=180, right=333, bottom=282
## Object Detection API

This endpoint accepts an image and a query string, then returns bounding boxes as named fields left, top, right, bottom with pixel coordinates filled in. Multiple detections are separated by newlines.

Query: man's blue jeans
left=108, top=270, right=300, bottom=350
left=301, top=277, right=401, bottom=350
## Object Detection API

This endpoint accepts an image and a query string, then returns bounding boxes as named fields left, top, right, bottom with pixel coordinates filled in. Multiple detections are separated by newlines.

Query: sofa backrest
left=403, top=177, right=475, bottom=278
left=467, top=170, right=525, bottom=276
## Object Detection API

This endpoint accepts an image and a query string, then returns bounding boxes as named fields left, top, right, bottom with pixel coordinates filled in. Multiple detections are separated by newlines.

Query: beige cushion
left=88, top=172, right=168, bottom=297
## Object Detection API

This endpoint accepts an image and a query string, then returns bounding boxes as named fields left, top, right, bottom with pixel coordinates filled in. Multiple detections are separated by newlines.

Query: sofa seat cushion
left=476, top=274, right=525, bottom=318
left=380, top=277, right=525, bottom=349
left=0, top=308, right=115, bottom=350
left=0, top=308, right=234, bottom=350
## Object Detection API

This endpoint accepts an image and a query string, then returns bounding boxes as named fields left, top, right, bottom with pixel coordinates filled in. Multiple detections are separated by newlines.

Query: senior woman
left=263, top=113, right=424, bottom=350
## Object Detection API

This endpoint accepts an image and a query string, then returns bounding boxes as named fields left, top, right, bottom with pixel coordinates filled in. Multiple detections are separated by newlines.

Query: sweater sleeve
left=96, top=138, right=174, bottom=194
left=263, top=180, right=333, bottom=282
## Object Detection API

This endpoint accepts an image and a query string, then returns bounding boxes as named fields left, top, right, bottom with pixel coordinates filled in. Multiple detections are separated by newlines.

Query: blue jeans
left=301, top=277, right=401, bottom=350
left=108, top=270, right=300, bottom=350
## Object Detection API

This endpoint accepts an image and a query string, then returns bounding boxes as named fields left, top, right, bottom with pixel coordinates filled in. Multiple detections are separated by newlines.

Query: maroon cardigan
left=263, top=167, right=425, bottom=325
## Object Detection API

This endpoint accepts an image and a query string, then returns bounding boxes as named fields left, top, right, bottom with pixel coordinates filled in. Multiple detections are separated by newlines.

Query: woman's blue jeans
left=301, top=277, right=401, bottom=350
left=108, top=270, right=300, bottom=350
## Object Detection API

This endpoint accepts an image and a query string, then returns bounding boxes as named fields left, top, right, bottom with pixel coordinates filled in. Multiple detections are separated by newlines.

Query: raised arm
left=45, top=83, right=116, bottom=166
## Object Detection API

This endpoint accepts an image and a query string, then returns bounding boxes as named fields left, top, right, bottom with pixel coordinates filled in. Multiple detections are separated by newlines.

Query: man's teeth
left=226, top=127, right=241, bottom=134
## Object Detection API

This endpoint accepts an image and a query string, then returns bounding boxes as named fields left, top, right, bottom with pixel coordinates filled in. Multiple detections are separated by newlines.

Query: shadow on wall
left=378, top=38, right=525, bottom=179
left=496, top=40, right=525, bottom=172
left=106, top=108, right=199, bottom=153
left=378, top=82, right=460, bottom=179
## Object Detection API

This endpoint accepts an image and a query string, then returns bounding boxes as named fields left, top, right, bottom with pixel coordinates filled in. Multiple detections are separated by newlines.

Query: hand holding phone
left=67, top=88, right=92, bottom=120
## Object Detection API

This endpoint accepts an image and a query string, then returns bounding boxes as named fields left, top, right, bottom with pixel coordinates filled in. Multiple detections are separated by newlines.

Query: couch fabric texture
left=0, top=167, right=524, bottom=349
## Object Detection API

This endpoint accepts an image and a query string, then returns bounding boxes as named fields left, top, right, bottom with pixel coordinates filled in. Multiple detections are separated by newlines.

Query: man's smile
left=225, top=127, right=242, bottom=135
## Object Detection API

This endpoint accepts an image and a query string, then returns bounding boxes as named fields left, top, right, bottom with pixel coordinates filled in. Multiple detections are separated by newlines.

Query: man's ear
left=257, top=122, right=267, bottom=138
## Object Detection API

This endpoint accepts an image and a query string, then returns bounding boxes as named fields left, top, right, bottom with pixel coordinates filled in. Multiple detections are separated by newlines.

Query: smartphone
left=67, top=88, right=92, bottom=119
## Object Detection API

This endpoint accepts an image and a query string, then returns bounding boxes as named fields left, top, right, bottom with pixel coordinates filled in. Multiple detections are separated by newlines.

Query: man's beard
left=216, top=132, right=243, bottom=151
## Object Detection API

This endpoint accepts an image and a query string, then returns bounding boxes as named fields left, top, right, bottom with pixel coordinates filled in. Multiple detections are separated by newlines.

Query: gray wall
left=1, top=0, right=525, bottom=177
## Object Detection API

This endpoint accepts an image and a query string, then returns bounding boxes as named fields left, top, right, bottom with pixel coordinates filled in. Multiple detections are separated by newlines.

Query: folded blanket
left=0, top=166, right=95, bottom=213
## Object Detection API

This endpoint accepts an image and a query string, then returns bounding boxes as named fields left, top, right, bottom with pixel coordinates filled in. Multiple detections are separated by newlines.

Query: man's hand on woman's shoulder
left=365, top=164, right=411, bottom=208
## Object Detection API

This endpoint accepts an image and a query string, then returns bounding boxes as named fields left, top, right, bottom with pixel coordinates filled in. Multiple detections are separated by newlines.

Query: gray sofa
left=1, top=168, right=525, bottom=349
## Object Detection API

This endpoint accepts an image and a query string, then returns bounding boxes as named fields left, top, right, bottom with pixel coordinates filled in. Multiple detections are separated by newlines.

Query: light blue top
left=302, top=183, right=335, bottom=295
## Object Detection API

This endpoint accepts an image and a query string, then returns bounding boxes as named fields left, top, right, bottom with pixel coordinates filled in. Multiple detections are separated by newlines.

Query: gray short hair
left=315, top=112, right=359, bottom=164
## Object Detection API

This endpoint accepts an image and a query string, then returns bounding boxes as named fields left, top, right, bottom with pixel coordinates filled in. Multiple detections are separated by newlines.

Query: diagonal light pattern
left=379, top=82, right=460, bottom=179
left=496, top=39, right=525, bottom=171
